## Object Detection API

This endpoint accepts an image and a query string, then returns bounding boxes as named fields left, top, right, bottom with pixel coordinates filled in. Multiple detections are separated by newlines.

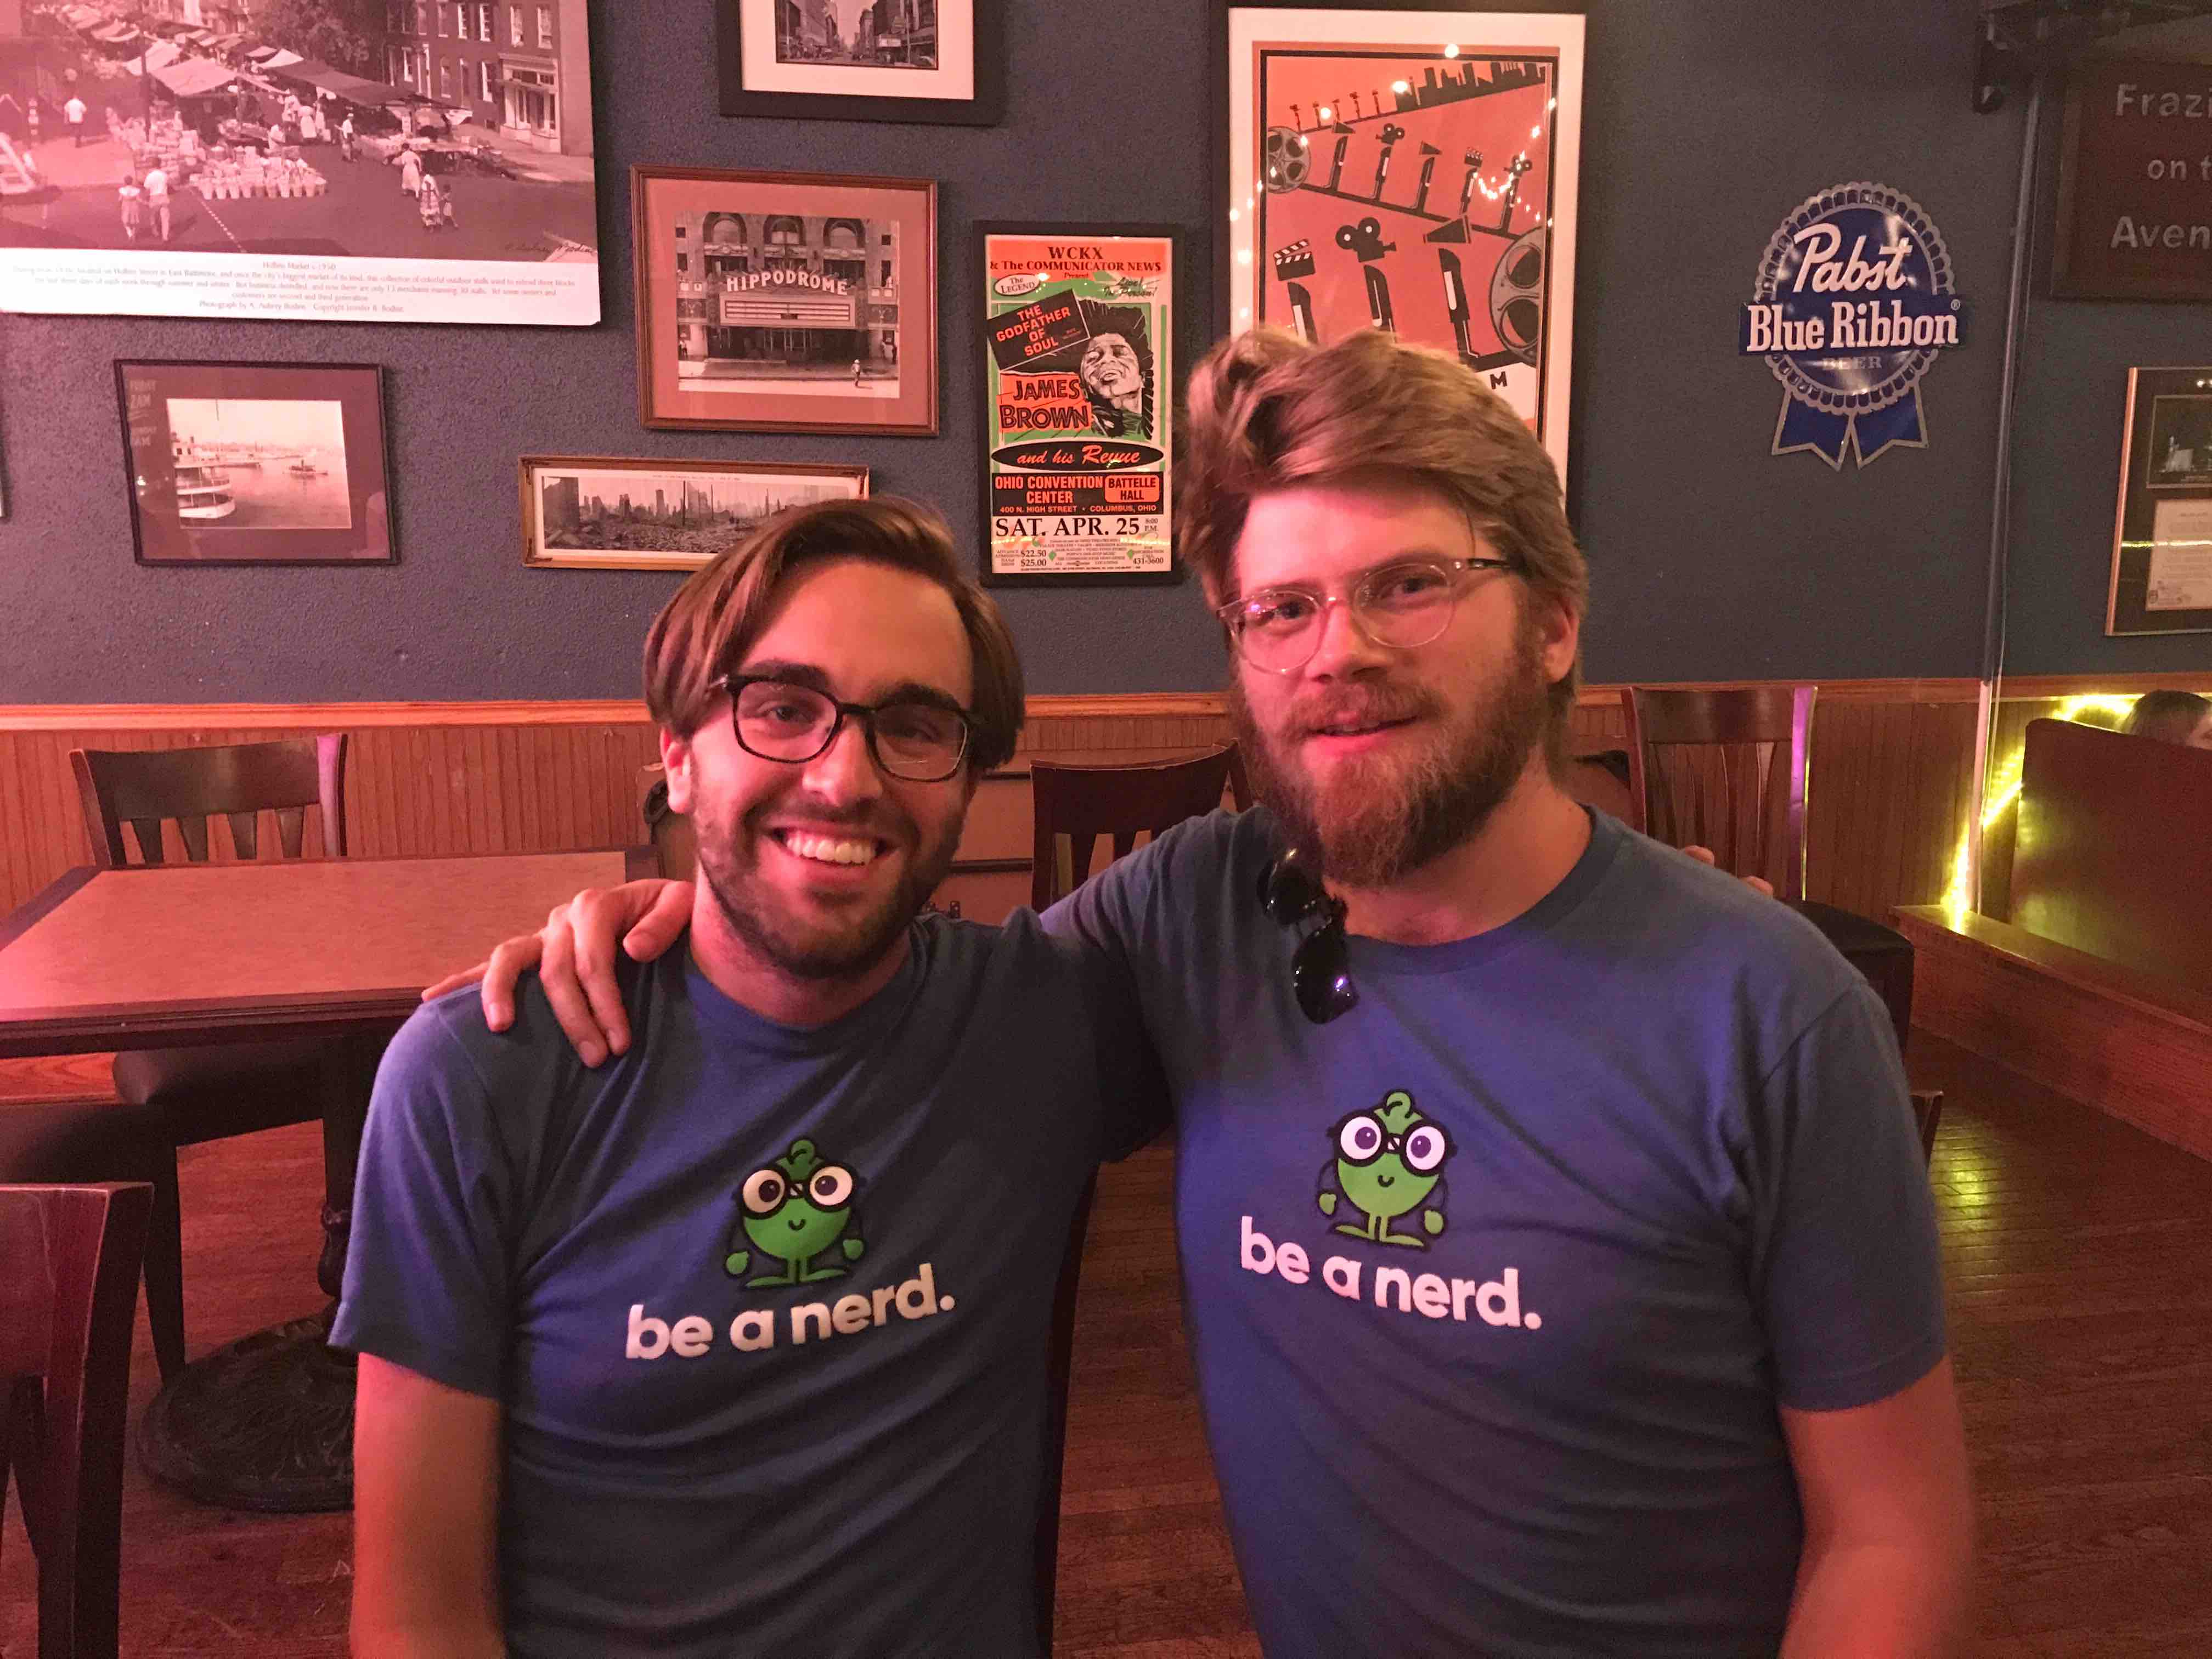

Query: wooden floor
left=6, top=1034, right=2211, bottom=1656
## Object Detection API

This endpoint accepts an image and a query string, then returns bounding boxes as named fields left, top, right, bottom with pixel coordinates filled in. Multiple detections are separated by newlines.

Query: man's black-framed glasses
left=1259, top=847, right=1358, bottom=1024
left=1215, top=555, right=1517, bottom=675
left=714, top=675, right=973, bottom=783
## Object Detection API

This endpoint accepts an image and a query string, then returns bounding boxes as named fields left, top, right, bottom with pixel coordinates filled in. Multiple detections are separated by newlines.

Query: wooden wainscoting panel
left=1, top=681, right=2005, bottom=928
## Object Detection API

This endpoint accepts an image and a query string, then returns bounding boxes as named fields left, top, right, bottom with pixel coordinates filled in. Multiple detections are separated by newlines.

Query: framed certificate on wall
left=2111, top=366, right=2212, bottom=636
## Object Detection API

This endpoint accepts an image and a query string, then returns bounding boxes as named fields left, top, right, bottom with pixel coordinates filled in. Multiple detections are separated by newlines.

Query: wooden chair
left=0, top=738, right=348, bottom=1383
left=1622, top=690, right=1937, bottom=1160
left=1, top=1181, right=153, bottom=1659
left=1030, top=746, right=1241, bottom=910
left=1623, top=686, right=1814, bottom=899
left=1024, top=747, right=1238, bottom=1644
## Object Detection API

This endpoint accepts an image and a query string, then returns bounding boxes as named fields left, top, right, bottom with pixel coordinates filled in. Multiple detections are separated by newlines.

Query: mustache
left=1283, top=683, right=1439, bottom=737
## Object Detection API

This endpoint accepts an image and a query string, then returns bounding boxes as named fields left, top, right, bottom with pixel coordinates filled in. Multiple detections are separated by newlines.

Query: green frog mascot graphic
left=1316, top=1090, right=1453, bottom=1247
left=724, top=1138, right=866, bottom=1286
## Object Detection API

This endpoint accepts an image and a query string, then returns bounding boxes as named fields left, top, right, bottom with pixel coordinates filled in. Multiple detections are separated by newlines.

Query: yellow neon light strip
left=1942, top=695, right=2147, bottom=919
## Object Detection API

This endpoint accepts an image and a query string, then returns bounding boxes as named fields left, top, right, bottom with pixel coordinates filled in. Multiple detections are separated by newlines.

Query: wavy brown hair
left=643, top=496, right=1025, bottom=773
left=1179, top=328, right=1588, bottom=755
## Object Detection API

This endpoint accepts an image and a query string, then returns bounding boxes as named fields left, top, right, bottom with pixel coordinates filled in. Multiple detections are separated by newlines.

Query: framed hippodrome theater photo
left=115, top=359, right=396, bottom=566
left=2110, top=366, right=2212, bottom=635
left=1217, top=5, right=1584, bottom=482
left=716, top=0, right=1002, bottom=125
left=978, top=223, right=1180, bottom=586
left=521, top=455, right=868, bottom=572
left=633, top=166, right=938, bottom=436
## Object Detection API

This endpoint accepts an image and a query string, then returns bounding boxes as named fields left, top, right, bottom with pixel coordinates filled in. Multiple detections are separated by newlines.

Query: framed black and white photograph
left=521, top=455, right=869, bottom=571
left=3, top=9, right=601, bottom=325
left=716, top=0, right=1001, bottom=125
left=2111, top=368, right=2212, bottom=636
left=115, top=360, right=395, bottom=566
left=633, top=166, right=938, bottom=436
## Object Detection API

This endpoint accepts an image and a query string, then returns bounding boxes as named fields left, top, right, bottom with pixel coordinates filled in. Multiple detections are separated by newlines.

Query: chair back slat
left=275, top=804, right=308, bottom=860
left=1626, top=686, right=1815, bottom=898
left=126, top=817, right=167, bottom=867
left=69, top=736, right=349, bottom=871
left=0, top=1182, right=152, bottom=1659
left=1031, top=747, right=1240, bottom=909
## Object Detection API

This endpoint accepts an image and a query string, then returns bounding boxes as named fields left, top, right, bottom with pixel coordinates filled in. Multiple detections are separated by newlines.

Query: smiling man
left=452, top=329, right=1971, bottom=1656
left=336, top=499, right=1150, bottom=1657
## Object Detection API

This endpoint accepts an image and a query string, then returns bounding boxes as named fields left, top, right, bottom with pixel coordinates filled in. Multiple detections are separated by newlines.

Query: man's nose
left=799, top=718, right=886, bottom=805
left=1305, top=597, right=1391, bottom=680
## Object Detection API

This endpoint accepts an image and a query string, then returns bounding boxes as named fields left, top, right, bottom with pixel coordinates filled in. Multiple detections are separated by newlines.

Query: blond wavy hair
left=1179, top=328, right=1588, bottom=747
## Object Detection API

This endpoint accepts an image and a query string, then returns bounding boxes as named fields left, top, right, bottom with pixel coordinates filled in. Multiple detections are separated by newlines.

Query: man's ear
left=1536, top=594, right=1581, bottom=685
left=660, top=727, right=696, bottom=815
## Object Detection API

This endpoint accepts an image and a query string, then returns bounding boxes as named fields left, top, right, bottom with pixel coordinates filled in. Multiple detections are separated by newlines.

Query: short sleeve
left=1746, top=980, right=1948, bottom=1412
left=1046, top=859, right=1172, bottom=1162
left=330, top=1004, right=516, bottom=1399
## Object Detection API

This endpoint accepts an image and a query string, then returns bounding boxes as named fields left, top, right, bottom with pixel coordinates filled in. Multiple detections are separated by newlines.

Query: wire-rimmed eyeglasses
left=1259, top=846, right=1357, bottom=1024
left=1214, top=555, right=1516, bottom=674
left=713, top=675, right=974, bottom=783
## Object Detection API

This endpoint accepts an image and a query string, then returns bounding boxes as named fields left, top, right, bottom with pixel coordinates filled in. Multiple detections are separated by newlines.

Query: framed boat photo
left=114, top=360, right=396, bottom=566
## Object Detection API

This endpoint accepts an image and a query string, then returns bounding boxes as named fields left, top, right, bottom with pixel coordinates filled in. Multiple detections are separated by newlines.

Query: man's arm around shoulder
left=353, top=1354, right=505, bottom=1658
left=1779, top=1356, right=1975, bottom=1658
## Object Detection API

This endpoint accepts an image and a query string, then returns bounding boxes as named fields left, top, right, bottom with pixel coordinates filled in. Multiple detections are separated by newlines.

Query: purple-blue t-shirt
left=1045, top=807, right=1946, bottom=1657
left=334, top=912, right=1133, bottom=1658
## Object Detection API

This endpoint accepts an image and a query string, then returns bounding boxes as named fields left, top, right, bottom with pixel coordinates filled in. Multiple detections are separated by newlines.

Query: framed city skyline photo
left=632, top=166, right=938, bottom=436
left=717, top=0, right=1002, bottom=125
left=115, top=360, right=395, bottom=566
left=2110, top=367, right=2212, bottom=636
left=978, top=223, right=1180, bottom=586
left=521, top=456, right=868, bottom=571
left=1216, top=5, right=1584, bottom=482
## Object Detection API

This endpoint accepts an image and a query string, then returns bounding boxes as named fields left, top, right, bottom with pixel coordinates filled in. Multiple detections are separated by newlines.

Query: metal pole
left=1967, top=70, right=2047, bottom=915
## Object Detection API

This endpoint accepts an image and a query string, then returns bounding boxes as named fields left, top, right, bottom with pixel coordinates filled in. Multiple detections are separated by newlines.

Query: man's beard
left=1230, top=612, right=1553, bottom=889
left=691, top=794, right=962, bottom=983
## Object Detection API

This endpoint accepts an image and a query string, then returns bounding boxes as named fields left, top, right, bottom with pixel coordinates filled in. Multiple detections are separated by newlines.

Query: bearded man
left=443, top=329, right=1972, bottom=1657
left=338, top=499, right=1154, bottom=1658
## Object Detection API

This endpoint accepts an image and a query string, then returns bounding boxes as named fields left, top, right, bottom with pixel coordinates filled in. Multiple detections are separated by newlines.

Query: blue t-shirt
left=334, top=912, right=1133, bottom=1658
left=1047, top=807, right=1946, bottom=1658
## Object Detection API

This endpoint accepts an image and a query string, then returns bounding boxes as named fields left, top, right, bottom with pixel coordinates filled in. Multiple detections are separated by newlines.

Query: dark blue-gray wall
left=3, top=1, right=2198, bottom=704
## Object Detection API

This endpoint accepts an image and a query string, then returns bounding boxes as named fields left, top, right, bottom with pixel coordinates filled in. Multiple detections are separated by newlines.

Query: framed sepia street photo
left=4, top=11, right=601, bottom=325
left=977, top=222, right=1181, bottom=586
left=716, top=0, right=1002, bottom=126
left=115, top=359, right=395, bottom=566
left=632, top=166, right=938, bottom=436
left=1216, top=5, right=1584, bottom=481
left=2110, top=367, right=2212, bottom=635
left=521, top=455, right=868, bottom=571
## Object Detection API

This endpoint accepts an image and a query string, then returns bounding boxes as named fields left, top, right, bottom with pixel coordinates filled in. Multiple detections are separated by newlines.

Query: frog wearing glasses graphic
left=724, top=1138, right=866, bottom=1286
left=1317, top=1091, right=1453, bottom=1248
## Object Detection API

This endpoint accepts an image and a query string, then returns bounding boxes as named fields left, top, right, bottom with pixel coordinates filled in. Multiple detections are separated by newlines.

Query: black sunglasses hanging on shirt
left=1258, top=845, right=1358, bottom=1025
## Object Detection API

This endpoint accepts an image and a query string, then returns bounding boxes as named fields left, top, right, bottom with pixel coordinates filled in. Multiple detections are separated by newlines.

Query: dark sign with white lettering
left=2055, top=58, right=2212, bottom=301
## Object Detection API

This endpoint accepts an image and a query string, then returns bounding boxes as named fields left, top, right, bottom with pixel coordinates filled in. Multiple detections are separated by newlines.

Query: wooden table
left=0, top=850, right=642, bottom=1511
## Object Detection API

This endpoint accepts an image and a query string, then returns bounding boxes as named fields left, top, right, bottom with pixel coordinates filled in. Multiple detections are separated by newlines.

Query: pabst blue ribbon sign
left=1741, top=183, right=1968, bottom=469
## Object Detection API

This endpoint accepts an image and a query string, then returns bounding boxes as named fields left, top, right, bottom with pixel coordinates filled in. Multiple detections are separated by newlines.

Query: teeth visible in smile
left=779, top=832, right=879, bottom=866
